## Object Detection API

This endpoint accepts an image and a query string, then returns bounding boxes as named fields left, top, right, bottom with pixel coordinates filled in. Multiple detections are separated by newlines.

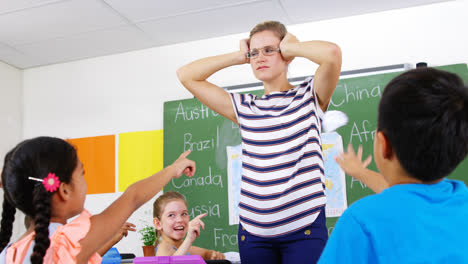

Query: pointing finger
left=179, top=149, right=192, bottom=159
left=194, top=213, right=207, bottom=220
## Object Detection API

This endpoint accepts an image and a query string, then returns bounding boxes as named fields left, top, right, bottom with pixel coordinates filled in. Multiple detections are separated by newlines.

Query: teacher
left=177, top=21, right=341, bottom=264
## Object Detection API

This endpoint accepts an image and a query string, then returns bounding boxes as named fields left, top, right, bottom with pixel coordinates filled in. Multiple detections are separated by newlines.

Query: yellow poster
left=118, top=130, right=163, bottom=192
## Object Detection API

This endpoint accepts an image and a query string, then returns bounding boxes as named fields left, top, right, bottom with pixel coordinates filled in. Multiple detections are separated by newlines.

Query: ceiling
left=0, top=0, right=449, bottom=69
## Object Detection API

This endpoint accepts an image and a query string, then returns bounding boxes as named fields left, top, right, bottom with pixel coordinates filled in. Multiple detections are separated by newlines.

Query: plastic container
left=101, top=247, right=121, bottom=264
left=133, top=255, right=206, bottom=264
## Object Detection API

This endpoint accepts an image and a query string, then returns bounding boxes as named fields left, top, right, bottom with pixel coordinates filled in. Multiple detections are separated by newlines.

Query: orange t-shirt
left=5, top=210, right=101, bottom=264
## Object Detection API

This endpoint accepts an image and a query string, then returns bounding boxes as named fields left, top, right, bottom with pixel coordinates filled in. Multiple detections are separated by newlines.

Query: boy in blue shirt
left=318, top=67, right=468, bottom=263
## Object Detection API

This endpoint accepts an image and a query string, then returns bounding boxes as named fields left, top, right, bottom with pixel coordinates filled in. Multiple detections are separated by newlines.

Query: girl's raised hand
left=171, top=150, right=196, bottom=178
left=186, top=213, right=207, bottom=242
left=279, top=33, right=299, bottom=62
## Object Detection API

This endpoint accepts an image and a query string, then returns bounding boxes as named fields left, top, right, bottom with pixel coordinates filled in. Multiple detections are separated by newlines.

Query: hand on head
left=239, top=39, right=250, bottom=64
left=335, top=144, right=372, bottom=179
left=279, top=32, right=299, bottom=61
left=186, top=213, right=207, bottom=242
left=171, top=150, right=196, bottom=178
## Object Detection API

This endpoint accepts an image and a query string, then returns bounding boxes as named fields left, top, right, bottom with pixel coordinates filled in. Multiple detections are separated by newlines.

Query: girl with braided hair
left=0, top=136, right=195, bottom=264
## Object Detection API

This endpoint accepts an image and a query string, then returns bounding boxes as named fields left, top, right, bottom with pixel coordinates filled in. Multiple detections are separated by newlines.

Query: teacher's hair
left=248, top=21, right=287, bottom=45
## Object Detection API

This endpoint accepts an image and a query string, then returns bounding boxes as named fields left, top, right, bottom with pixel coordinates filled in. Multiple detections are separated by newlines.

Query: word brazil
left=183, top=126, right=219, bottom=152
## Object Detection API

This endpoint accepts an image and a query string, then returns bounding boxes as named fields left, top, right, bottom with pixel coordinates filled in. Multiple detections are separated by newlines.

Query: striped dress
left=229, top=77, right=326, bottom=237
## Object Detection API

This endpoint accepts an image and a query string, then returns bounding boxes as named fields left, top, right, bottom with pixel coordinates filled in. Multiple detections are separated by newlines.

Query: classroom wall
left=22, top=0, right=468, bottom=140
left=0, top=60, right=25, bottom=245
left=13, top=0, right=468, bottom=256
left=0, top=61, right=22, bottom=168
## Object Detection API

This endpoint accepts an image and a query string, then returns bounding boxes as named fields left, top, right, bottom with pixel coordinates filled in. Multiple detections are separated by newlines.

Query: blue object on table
left=102, top=247, right=122, bottom=264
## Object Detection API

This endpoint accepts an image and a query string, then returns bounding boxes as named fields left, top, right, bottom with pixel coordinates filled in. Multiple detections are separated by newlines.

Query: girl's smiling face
left=154, top=199, right=190, bottom=241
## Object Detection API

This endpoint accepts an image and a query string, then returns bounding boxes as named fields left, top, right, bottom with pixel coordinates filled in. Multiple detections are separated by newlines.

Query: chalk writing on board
left=175, top=102, right=219, bottom=123
left=171, top=166, right=223, bottom=189
left=214, top=228, right=238, bottom=247
left=349, top=120, right=376, bottom=143
left=188, top=201, right=221, bottom=219
left=330, top=84, right=382, bottom=107
left=184, top=126, right=219, bottom=152
left=350, top=177, right=367, bottom=189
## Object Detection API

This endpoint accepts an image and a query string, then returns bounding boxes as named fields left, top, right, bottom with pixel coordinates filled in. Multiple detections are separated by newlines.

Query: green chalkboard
left=324, top=63, right=468, bottom=230
left=163, top=63, right=468, bottom=251
left=163, top=100, right=241, bottom=252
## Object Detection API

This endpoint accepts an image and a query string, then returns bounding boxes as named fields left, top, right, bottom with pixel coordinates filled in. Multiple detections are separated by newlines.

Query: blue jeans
left=237, top=208, right=328, bottom=264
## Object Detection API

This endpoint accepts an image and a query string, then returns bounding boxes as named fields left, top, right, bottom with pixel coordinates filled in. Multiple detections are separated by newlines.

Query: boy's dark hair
left=378, top=67, right=468, bottom=182
left=0, top=137, right=77, bottom=264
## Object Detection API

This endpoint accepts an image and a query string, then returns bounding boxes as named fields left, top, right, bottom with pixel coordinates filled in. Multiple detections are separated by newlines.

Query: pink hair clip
left=28, top=173, right=61, bottom=192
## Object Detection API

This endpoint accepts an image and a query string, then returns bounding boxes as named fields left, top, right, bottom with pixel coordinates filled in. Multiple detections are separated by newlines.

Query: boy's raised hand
left=171, top=150, right=196, bottom=178
left=335, top=144, right=372, bottom=180
left=186, top=213, right=207, bottom=242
